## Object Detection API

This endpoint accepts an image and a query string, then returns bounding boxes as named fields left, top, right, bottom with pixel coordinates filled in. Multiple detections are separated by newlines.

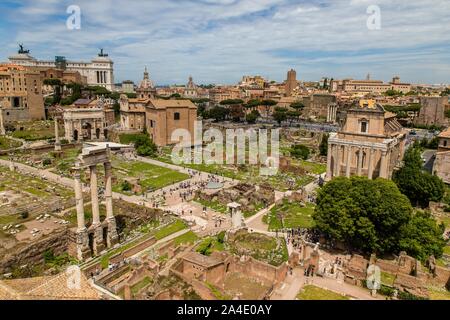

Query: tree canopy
left=314, top=177, right=413, bottom=255
left=393, top=146, right=445, bottom=207
left=134, top=134, right=157, bottom=157
left=314, top=176, right=446, bottom=260
left=290, top=144, right=310, bottom=160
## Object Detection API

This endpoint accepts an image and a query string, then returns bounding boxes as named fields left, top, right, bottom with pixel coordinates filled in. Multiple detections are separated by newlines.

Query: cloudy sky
left=0, top=0, right=449, bottom=85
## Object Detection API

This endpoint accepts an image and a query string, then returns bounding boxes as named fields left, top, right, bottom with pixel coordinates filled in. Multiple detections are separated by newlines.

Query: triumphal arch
left=63, top=107, right=105, bottom=142
left=70, top=145, right=118, bottom=261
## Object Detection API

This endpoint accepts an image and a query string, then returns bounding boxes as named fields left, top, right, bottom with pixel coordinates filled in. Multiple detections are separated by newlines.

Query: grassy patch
left=196, top=233, right=226, bottom=255
left=131, top=276, right=153, bottom=295
left=154, top=220, right=187, bottom=240
left=0, top=136, right=21, bottom=150
left=381, top=271, right=396, bottom=286
left=428, top=286, right=450, bottom=300
left=297, top=285, right=349, bottom=300
left=194, top=198, right=228, bottom=214
left=119, top=133, right=148, bottom=145
left=112, top=157, right=190, bottom=194
left=173, top=231, right=198, bottom=246
left=265, top=199, right=315, bottom=230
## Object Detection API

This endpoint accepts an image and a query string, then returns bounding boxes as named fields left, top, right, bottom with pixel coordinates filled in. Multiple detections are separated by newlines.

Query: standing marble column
left=357, top=147, right=364, bottom=176
left=346, top=145, right=352, bottom=178
left=90, top=165, right=100, bottom=225
left=367, top=148, right=375, bottom=179
left=104, top=161, right=119, bottom=248
left=54, top=117, right=61, bottom=152
left=89, top=165, right=104, bottom=254
left=74, top=166, right=85, bottom=231
left=334, top=145, right=341, bottom=177
left=73, top=163, right=90, bottom=260
left=380, top=150, right=388, bottom=179
left=0, top=108, right=5, bottom=135
left=326, top=143, right=333, bottom=181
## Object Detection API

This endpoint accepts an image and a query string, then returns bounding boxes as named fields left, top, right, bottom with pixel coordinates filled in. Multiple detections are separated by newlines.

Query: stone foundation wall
left=0, top=228, right=70, bottom=274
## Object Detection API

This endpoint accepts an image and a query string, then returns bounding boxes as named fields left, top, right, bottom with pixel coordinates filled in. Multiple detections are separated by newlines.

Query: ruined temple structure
left=68, top=145, right=118, bottom=261
left=196, top=183, right=275, bottom=214
left=326, top=99, right=407, bottom=180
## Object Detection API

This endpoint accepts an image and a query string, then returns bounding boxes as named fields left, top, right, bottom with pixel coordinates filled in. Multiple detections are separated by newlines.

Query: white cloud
left=2, top=0, right=449, bottom=84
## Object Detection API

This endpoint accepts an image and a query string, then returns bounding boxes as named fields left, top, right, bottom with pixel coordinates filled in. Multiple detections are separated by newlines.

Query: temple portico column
left=73, top=163, right=90, bottom=260
left=74, top=166, right=85, bottom=231
left=104, top=162, right=113, bottom=220
left=380, top=150, right=388, bottom=179
left=90, top=165, right=100, bottom=225
left=90, top=164, right=105, bottom=254
left=335, top=145, right=342, bottom=177
left=357, top=147, right=363, bottom=176
left=367, top=148, right=375, bottom=179
left=104, top=161, right=118, bottom=247
left=326, top=142, right=333, bottom=181
left=346, top=145, right=352, bottom=178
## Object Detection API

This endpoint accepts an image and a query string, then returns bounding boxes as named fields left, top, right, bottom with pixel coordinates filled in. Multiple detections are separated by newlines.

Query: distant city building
left=184, top=76, right=198, bottom=98
left=121, top=80, right=135, bottom=94
left=120, top=96, right=197, bottom=146
left=119, top=94, right=147, bottom=131
left=433, top=127, right=450, bottom=184
left=415, top=96, right=449, bottom=127
left=330, top=76, right=411, bottom=95
left=302, top=94, right=337, bottom=120
left=145, top=99, right=197, bottom=147
left=8, top=46, right=115, bottom=91
left=136, top=67, right=156, bottom=99
left=285, top=69, right=298, bottom=97
left=326, top=99, right=407, bottom=181
left=239, top=75, right=266, bottom=89
left=0, top=64, right=45, bottom=123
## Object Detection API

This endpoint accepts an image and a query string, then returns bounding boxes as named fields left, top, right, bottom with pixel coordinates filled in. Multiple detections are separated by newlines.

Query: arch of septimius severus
left=70, top=145, right=118, bottom=261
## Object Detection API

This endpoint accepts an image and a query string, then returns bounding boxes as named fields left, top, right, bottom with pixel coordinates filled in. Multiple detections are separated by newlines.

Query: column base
left=76, top=228, right=91, bottom=261
left=106, top=217, right=119, bottom=248
left=91, top=223, right=105, bottom=256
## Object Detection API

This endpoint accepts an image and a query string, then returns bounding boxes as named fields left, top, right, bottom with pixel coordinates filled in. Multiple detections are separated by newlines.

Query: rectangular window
left=361, top=121, right=368, bottom=133
left=174, top=112, right=180, bottom=120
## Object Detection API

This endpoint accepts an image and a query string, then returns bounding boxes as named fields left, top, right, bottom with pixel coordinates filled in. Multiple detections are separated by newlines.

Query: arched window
left=174, top=112, right=180, bottom=120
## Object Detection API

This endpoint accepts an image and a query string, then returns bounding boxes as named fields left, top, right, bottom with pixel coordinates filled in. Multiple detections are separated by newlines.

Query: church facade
left=326, top=100, right=407, bottom=181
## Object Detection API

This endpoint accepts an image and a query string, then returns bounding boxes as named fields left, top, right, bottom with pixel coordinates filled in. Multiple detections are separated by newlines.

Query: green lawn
left=194, top=198, right=228, bottom=214
left=10, top=121, right=62, bottom=141
left=173, top=230, right=198, bottom=246
left=0, top=136, right=21, bottom=150
left=428, top=286, right=450, bottom=300
left=119, top=133, right=148, bottom=145
left=131, top=276, right=153, bottom=295
left=196, top=235, right=225, bottom=256
left=381, top=271, right=396, bottom=286
left=297, top=285, right=349, bottom=300
left=154, top=220, right=187, bottom=240
left=265, top=199, right=315, bottom=230
left=112, top=158, right=190, bottom=194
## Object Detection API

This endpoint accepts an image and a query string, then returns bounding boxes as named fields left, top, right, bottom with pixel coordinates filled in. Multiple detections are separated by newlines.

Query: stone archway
left=82, top=123, right=92, bottom=140
left=73, top=129, right=79, bottom=141
left=96, top=128, right=101, bottom=139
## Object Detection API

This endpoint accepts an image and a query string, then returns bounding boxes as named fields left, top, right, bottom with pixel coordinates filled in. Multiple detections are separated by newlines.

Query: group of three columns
left=73, top=161, right=118, bottom=260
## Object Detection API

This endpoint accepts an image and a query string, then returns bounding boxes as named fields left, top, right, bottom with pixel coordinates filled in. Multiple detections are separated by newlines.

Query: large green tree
left=393, top=147, right=445, bottom=207
left=314, top=177, right=413, bottom=254
left=399, top=211, right=446, bottom=261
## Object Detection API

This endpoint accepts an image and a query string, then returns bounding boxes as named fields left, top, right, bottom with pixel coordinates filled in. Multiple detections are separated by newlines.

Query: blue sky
left=0, top=0, right=449, bottom=85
